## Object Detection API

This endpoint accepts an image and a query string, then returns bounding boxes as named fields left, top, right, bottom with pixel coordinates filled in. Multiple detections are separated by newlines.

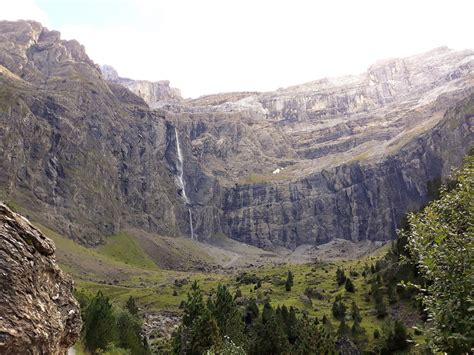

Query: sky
left=2, top=0, right=474, bottom=98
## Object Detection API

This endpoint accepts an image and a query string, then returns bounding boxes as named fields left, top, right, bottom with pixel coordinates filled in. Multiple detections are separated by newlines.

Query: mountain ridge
left=101, top=64, right=183, bottom=108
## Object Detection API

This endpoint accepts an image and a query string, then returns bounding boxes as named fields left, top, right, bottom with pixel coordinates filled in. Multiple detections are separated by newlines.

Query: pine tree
left=387, top=283, right=397, bottom=305
left=344, top=278, right=355, bottom=293
left=351, top=318, right=365, bottom=337
left=337, top=319, right=350, bottom=337
left=287, top=306, right=298, bottom=345
left=322, top=314, right=334, bottom=334
left=381, top=319, right=410, bottom=353
left=252, top=302, right=289, bottom=354
left=125, top=296, right=139, bottom=315
left=244, top=299, right=259, bottom=326
left=374, top=288, right=387, bottom=318
left=280, top=304, right=289, bottom=329
left=172, top=281, right=220, bottom=355
left=182, top=281, right=206, bottom=327
left=83, top=291, right=117, bottom=352
left=285, top=270, right=294, bottom=291
left=332, top=297, right=346, bottom=321
left=208, top=284, right=245, bottom=346
left=191, top=309, right=221, bottom=354
left=261, top=301, right=274, bottom=324
left=362, top=263, right=370, bottom=278
left=372, top=279, right=387, bottom=318
left=116, top=310, right=149, bottom=354
left=350, top=301, right=362, bottom=322
left=294, top=315, right=336, bottom=354
left=336, top=267, right=347, bottom=286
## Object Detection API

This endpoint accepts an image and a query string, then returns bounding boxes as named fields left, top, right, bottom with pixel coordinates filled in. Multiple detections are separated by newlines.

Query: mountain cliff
left=0, top=20, right=205, bottom=245
left=0, top=20, right=472, bottom=249
left=176, top=47, right=473, bottom=248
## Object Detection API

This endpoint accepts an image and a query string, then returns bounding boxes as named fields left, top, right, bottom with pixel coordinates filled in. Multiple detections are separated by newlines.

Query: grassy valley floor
left=27, top=219, right=423, bottom=353
left=2, top=198, right=424, bottom=353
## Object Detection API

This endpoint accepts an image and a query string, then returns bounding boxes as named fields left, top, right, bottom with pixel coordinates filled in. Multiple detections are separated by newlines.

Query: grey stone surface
left=101, top=64, right=183, bottom=108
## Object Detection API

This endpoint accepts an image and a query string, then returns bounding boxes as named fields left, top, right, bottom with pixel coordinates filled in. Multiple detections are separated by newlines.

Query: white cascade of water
left=174, top=127, right=195, bottom=239
left=188, top=208, right=194, bottom=240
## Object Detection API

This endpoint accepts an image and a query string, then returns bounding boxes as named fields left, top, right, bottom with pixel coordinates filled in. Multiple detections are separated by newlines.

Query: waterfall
left=188, top=209, right=194, bottom=239
left=174, top=127, right=195, bottom=240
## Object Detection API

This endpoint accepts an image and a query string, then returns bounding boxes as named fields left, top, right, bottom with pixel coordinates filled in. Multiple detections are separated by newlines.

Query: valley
left=0, top=19, right=472, bottom=355
left=34, top=212, right=398, bottom=353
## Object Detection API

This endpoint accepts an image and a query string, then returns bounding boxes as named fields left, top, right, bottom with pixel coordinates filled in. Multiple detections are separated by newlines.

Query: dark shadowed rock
left=0, top=202, right=81, bottom=354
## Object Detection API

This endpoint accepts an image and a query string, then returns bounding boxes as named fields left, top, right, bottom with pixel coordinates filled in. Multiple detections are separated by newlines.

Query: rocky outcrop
left=0, top=20, right=472, bottom=250
left=0, top=202, right=81, bottom=354
left=101, top=64, right=183, bottom=108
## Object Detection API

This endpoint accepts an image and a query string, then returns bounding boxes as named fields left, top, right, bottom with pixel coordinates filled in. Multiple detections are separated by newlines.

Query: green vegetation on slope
left=98, top=232, right=158, bottom=270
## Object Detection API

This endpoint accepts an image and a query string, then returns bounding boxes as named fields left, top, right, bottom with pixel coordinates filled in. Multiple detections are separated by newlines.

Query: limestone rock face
left=173, top=47, right=474, bottom=248
left=101, top=64, right=183, bottom=108
left=0, top=203, right=81, bottom=354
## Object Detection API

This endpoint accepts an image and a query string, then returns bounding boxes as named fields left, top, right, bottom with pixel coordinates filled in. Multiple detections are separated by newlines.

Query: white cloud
left=3, top=0, right=474, bottom=98
left=2, top=0, right=51, bottom=27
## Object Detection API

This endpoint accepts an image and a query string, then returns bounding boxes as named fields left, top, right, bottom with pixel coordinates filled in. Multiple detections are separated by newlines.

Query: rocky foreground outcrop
left=0, top=20, right=472, bottom=250
left=0, top=203, right=81, bottom=354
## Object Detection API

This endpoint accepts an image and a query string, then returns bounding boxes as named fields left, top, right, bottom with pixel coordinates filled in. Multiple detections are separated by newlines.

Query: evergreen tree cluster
left=171, top=281, right=336, bottom=354
left=77, top=291, right=150, bottom=354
